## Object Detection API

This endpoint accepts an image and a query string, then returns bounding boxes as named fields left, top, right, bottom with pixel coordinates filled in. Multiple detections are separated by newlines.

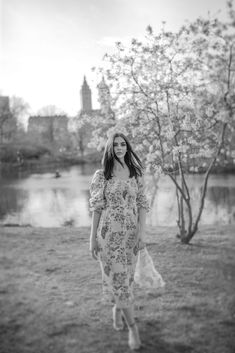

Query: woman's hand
left=137, top=238, right=146, bottom=250
left=90, top=238, right=99, bottom=260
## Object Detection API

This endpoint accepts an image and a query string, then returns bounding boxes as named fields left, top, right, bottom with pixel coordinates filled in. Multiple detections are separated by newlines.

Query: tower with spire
left=97, top=76, right=112, bottom=115
left=80, top=76, right=92, bottom=112
left=79, top=75, right=113, bottom=118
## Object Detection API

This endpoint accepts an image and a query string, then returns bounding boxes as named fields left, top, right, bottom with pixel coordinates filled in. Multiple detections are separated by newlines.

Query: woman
left=89, top=132, right=149, bottom=350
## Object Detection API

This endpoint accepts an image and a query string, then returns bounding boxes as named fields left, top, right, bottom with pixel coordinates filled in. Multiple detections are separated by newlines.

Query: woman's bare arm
left=90, top=211, right=101, bottom=260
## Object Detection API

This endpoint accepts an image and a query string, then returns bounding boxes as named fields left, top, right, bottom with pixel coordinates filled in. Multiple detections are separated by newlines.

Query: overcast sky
left=1, top=0, right=228, bottom=116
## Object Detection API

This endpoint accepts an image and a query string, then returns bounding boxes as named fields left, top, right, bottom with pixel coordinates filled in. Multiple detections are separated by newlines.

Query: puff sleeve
left=136, top=175, right=150, bottom=212
left=89, top=169, right=106, bottom=212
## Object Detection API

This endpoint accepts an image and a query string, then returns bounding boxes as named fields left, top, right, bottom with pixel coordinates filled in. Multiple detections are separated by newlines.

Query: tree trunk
left=181, top=123, right=228, bottom=244
left=179, top=177, right=186, bottom=238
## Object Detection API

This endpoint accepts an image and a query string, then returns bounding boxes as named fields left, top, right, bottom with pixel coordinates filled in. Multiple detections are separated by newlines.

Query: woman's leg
left=122, top=305, right=141, bottom=350
left=112, top=304, right=124, bottom=330
left=121, top=305, right=134, bottom=326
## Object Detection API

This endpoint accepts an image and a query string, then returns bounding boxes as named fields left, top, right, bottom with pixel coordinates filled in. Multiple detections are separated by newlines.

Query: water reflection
left=149, top=184, right=235, bottom=227
left=206, top=186, right=235, bottom=224
left=0, top=165, right=93, bottom=227
left=0, top=165, right=234, bottom=227
left=2, top=188, right=90, bottom=227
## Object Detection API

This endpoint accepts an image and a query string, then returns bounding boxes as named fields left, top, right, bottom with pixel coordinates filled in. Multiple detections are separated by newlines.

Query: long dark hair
left=102, top=132, right=143, bottom=180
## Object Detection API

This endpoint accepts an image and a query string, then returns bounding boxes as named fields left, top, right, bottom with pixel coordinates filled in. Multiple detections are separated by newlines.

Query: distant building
left=0, top=96, right=10, bottom=113
left=97, top=76, right=113, bottom=116
left=79, top=75, right=114, bottom=117
left=73, top=76, right=114, bottom=155
left=0, top=96, right=17, bottom=143
left=80, top=76, right=93, bottom=112
left=27, top=76, right=114, bottom=153
left=27, top=115, right=69, bottom=148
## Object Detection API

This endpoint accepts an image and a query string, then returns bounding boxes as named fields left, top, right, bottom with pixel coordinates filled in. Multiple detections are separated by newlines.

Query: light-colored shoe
left=128, top=322, right=141, bottom=350
left=112, top=305, right=124, bottom=331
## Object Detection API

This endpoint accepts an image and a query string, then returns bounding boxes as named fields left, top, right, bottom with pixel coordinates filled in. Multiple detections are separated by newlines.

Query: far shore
left=0, top=150, right=235, bottom=175
left=0, top=153, right=102, bottom=171
left=0, top=224, right=234, bottom=353
left=1, top=160, right=235, bottom=175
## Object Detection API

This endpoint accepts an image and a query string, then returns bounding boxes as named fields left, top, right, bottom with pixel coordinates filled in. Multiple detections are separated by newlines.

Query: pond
left=0, top=164, right=234, bottom=227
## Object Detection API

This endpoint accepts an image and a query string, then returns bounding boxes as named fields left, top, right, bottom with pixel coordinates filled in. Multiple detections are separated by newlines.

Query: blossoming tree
left=91, top=2, right=235, bottom=243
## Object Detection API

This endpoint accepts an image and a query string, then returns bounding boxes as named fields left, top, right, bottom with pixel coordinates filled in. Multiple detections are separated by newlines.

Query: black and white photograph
left=0, top=0, right=235, bottom=352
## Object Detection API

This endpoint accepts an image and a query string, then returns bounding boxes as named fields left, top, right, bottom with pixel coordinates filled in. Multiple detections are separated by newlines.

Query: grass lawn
left=0, top=225, right=234, bottom=353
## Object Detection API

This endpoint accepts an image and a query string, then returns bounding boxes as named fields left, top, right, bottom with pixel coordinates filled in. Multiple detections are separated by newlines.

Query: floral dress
left=89, top=169, right=149, bottom=309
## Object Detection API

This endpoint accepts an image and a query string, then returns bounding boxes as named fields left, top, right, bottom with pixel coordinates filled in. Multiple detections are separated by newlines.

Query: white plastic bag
left=134, top=247, right=165, bottom=289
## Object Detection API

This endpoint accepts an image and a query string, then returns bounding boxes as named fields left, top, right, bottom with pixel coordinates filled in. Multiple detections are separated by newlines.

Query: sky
left=1, top=0, right=228, bottom=118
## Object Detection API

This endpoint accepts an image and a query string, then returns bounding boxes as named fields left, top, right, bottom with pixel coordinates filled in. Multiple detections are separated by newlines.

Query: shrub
left=0, top=143, right=51, bottom=162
